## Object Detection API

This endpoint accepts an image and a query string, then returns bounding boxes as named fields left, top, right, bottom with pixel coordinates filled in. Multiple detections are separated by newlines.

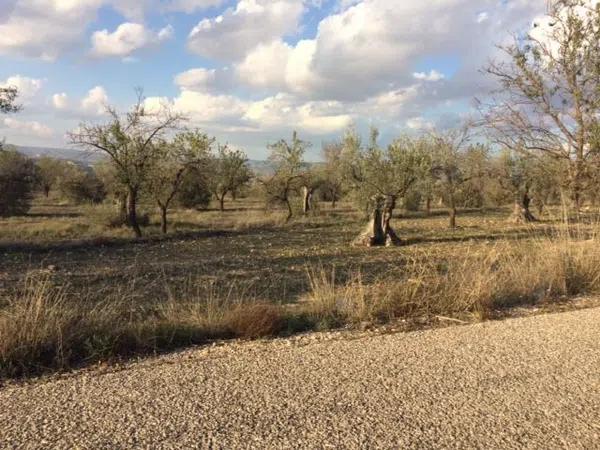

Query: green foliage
left=403, top=189, right=422, bottom=212
left=58, top=165, right=106, bottom=204
left=0, top=149, right=35, bottom=216
left=0, top=87, right=20, bottom=115
left=35, top=156, right=70, bottom=197
left=177, top=167, right=212, bottom=209
left=263, top=131, right=310, bottom=219
left=206, top=144, right=252, bottom=208
left=342, top=126, right=429, bottom=210
left=318, top=141, right=346, bottom=205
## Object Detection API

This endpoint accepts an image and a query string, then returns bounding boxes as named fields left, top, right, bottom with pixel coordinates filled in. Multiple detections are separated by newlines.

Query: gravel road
left=1, top=308, right=599, bottom=449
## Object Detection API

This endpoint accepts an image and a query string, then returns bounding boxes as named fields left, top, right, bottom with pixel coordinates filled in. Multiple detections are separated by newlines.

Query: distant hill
left=11, top=145, right=316, bottom=175
left=14, top=145, right=103, bottom=166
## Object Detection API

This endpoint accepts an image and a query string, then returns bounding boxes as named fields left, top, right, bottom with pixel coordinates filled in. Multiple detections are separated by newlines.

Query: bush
left=0, top=149, right=35, bottom=216
left=58, top=166, right=106, bottom=204
left=403, top=189, right=422, bottom=212
left=177, top=167, right=211, bottom=209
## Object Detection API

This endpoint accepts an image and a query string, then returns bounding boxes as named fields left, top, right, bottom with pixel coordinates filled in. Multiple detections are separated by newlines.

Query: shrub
left=58, top=166, right=106, bottom=204
left=0, top=149, right=35, bottom=216
left=177, top=167, right=212, bottom=209
left=403, top=189, right=422, bottom=212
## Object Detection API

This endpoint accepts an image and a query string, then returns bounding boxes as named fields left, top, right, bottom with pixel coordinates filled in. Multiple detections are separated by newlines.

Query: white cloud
left=228, top=0, right=545, bottom=103
left=413, top=70, right=445, bottom=82
left=187, top=0, right=305, bottom=60
left=477, top=12, right=489, bottom=23
left=2, top=117, right=53, bottom=138
left=52, top=93, right=69, bottom=110
left=175, top=68, right=217, bottom=91
left=0, top=0, right=103, bottom=60
left=81, top=86, right=109, bottom=115
left=243, top=93, right=352, bottom=133
left=0, top=75, right=45, bottom=101
left=235, top=40, right=291, bottom=90
left=0, top=0, right=213, bottom=60
left=91, top=23, right=174, bottom=58
left=406, top=116, right=434, bottom=131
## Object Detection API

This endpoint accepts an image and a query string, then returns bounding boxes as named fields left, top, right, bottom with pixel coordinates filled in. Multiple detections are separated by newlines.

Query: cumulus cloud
left=243, top=93, right=352, bottom=133
left=0, top=75, right=45, bottom=101
left=81, top=86, right=109, bottom=115
left=2, top=117, right=53, bottom=138
left=228, top=0, right=545, bottom=104
left=187, top=0, right=305, bottom=60
left=0, top=0, right=103, bottom=60
left=91, top=23, right=174, bottom=58
left=52, top=93, right=69, bottom=110
left=0, top=0, right=221, bottom=60
left=51, top=86, right=109, bottom=117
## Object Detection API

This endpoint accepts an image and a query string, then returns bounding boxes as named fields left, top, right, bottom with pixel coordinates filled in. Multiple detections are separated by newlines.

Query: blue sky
left=0, top=0, right=545, bottom=160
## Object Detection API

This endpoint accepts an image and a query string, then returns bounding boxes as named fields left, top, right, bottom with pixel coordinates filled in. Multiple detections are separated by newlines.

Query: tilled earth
left=1, top=308, right=599, bottom=449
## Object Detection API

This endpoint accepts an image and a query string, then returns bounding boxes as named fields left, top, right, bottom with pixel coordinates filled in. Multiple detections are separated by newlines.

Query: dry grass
left=2, top=233, right=600, bottom=379
left=3, top=198, right=600, bottom=379
left=0, top=275, right=286, bottom=378
left=303, top=237, right=600, bottom=327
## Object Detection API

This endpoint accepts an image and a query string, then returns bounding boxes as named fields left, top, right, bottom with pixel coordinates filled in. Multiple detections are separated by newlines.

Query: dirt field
left=0, top=196, right=563, bottom=304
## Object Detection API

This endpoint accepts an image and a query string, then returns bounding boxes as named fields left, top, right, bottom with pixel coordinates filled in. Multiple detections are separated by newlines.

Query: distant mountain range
left=12, top=144, right=276, bottom=174
left=14, top=145, right=103, bottom=166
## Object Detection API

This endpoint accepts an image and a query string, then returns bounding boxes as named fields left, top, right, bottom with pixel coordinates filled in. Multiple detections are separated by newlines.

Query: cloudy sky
left=0, top=0, right=546, bottom=160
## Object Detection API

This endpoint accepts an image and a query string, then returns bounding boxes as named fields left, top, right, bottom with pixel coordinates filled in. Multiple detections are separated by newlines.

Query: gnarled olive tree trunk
left=509, top=192, right=536, bottom=223
left=353, top=194, right=402, bottom=247
left=127, top=187, right=143, bottom=238
left=302, top=186, right=315, bottom=215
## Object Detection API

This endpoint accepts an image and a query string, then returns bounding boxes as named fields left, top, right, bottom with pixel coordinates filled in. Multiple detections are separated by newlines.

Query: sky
left=0, top=0, right=548, bottom=160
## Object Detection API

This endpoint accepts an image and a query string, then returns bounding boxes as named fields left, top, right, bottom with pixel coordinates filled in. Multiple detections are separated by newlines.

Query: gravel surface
left=1, top=308, right=599, bottom=449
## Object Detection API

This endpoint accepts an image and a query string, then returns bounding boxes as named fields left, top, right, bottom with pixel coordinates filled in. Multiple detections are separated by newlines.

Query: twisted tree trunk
left=302, top=186, right=314, bottom=215
left=509, top=192, right=536, bottom=223
left=159, top=205, right=168, bottom=234
left=127, top=187, right=143, bottom=238
left=448, top=193, right=457, bottom=229
left=353, top=195, right=402, bottom=247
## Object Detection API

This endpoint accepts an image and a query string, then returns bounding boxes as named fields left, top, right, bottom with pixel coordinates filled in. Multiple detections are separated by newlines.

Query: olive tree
left=0, top=86, right=20, bottom=114
left=343, top=127, right=429, bottom=247
left=319, top=141, right=346, bottom=208
left=482, top=0, right=600, bottom=211
left=494, top=149, right=538, bottom=223
left=0, top=148, right=35, bottom=216
left=429, top=126, right=472, bottom=229
left=262, top=131, right=309, bottom=222
left=207, top=144, right=252, bottom=212
left=35, top=156, right=69, bottom=197
left=69, top=92, right=184, bottom=237
left=146, top=131, right=213, bottom=234
left=94, top=160, right=129, bottom=223
left=1, top=86, right=21, bottom=150
left=58, top=164, right=105, bottom=204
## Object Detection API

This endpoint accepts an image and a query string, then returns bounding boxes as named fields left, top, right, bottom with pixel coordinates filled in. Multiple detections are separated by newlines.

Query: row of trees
left=2, top=1, right=600, bottom=245
left=67, top=96, right=252, bottom=236
left=259, top=125, right=569, bottom=246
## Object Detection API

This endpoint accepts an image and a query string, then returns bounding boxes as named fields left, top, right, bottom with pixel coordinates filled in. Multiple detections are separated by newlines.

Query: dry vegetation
left=1, top=195, right=600, bottom=379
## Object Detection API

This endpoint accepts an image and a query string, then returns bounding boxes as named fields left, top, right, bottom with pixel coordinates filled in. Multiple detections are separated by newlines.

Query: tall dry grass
left=303, top=237, right=600, bottom=327
left=0, top=275, right=286, bottom=378
left=2, top=232, right=600, bottom=379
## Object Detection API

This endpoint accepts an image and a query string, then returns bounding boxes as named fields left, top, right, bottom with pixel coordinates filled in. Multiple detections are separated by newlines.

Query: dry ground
left=0, top=196, right=572, bottom=305
left=1, top=196, right=599, bottom=378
